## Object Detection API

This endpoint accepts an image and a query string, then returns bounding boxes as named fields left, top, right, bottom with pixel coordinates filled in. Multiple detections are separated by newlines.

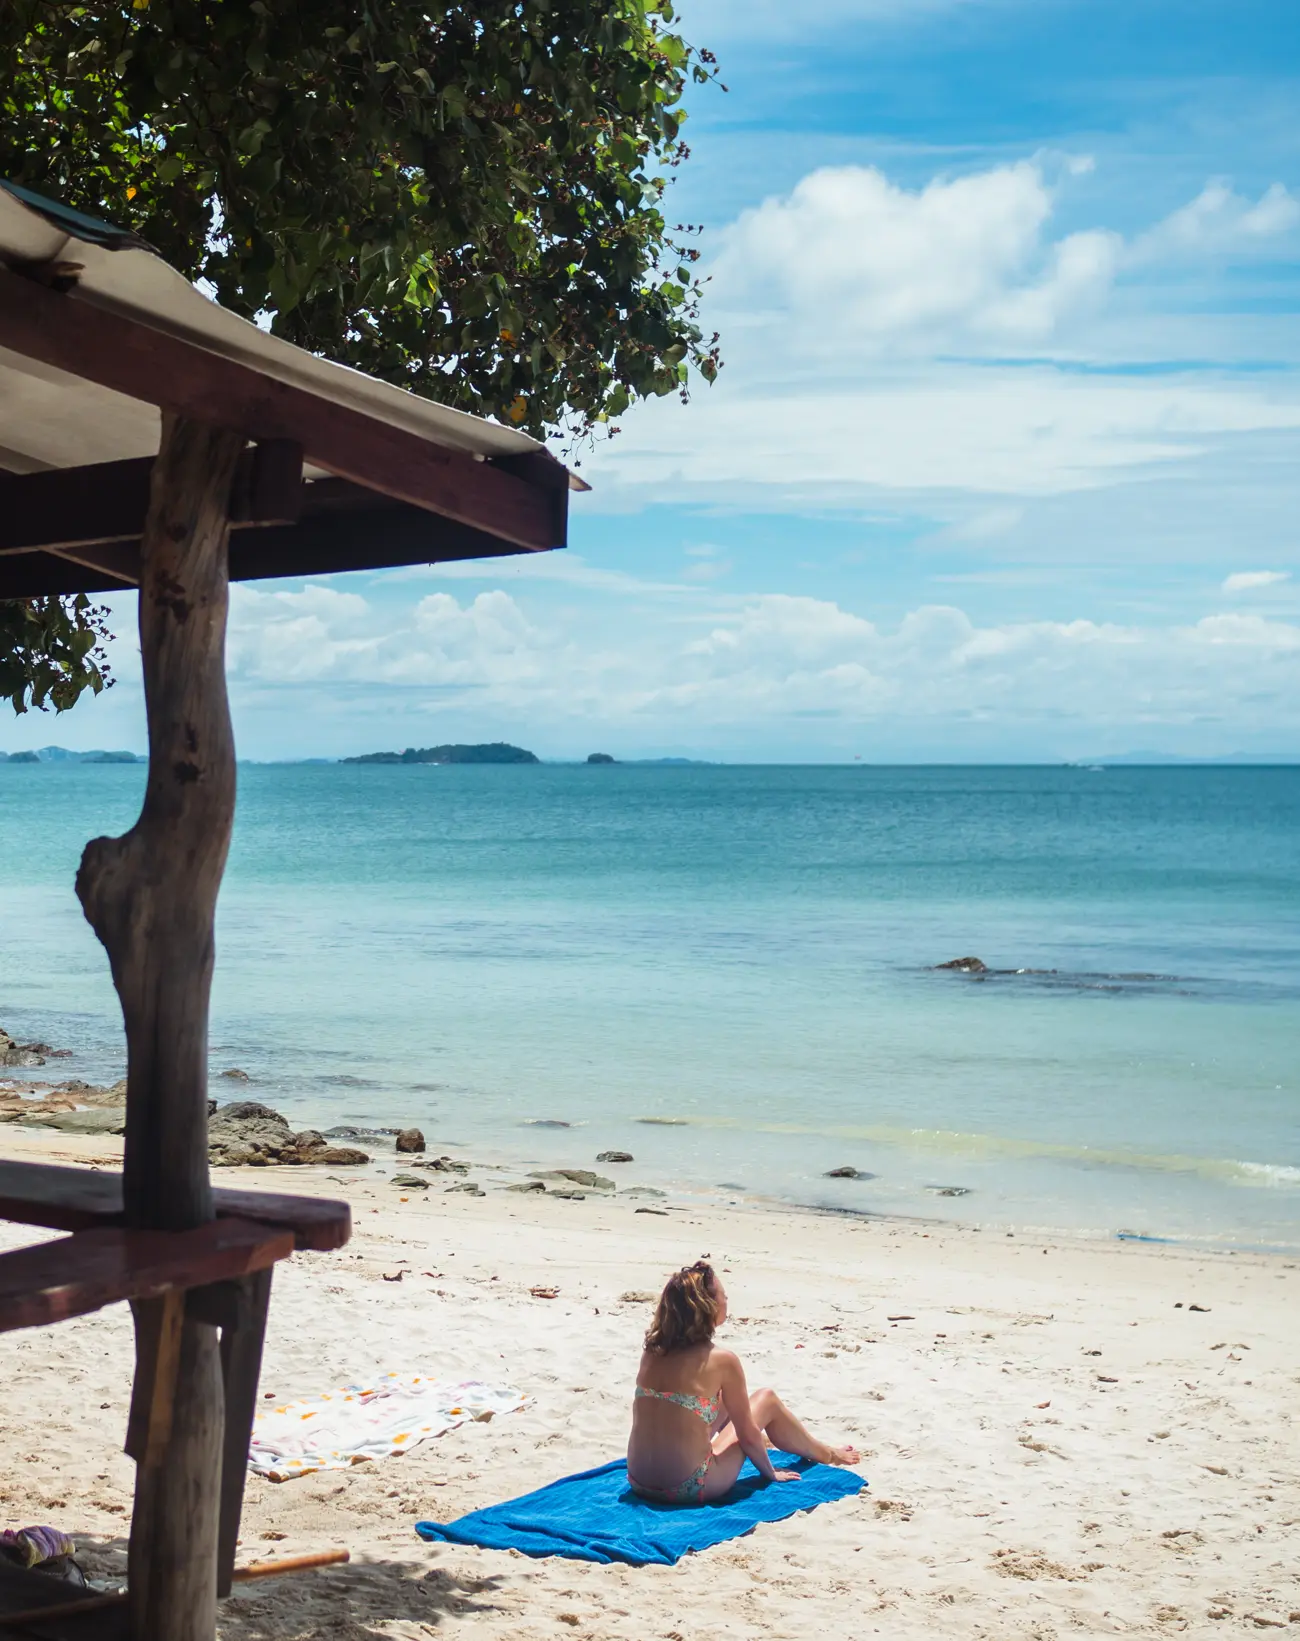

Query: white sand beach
left=1, top=1125, right=1297, bottom=1640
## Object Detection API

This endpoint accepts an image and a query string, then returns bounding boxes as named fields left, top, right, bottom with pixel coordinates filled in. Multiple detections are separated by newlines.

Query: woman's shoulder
left=707, top=1344, right=743, bottom=1374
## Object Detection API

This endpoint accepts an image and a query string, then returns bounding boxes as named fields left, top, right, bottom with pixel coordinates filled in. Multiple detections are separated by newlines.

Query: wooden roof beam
left=0, top=477, right=530, bottom=599
left=0, top=444, right=303, bottom=556
left=0, top=266, right=566, bottom=552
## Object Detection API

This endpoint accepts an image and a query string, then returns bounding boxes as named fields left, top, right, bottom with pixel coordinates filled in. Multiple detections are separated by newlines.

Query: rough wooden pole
left=77, top=411, right=245, bottom=1641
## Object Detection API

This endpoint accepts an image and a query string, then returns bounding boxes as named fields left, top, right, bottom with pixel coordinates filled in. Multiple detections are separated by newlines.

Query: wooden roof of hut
left=0, top=178, right=577, bottom=599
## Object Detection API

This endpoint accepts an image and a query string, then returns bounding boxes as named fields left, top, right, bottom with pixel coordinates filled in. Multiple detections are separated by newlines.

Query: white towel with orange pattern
left=248, top=1373, right=528, bottom=1481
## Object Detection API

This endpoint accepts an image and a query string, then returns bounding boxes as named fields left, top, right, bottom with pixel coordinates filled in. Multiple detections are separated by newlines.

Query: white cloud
left=580, top=157, right=1300, bottom=514
left=586, top=369, right=1300, bottom=504
left=713, top=161, right=1120, bottom=349
left=1133, top=181, right=1300, bottom=263
left=1222, top=569, right=1291, bottom=594
left=385, top=553, right=689, bottom=595
left=217, top=580, right=1300, bottom=741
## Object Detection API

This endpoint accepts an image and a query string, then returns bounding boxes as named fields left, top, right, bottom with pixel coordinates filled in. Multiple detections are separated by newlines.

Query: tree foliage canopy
left=0, top=595, right=113, bottom=714
left=0, top=0, right=720, bottom=715
left=3, top=0, right=719, bottom=433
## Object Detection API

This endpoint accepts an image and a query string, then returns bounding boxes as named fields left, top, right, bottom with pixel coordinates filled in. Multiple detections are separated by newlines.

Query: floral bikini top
left=634, top=1383, right=722, bottom=1424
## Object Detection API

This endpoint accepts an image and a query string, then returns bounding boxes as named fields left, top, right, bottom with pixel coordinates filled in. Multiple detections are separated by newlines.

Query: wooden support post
left=76, top=412, right=246, bottom=1641
left=216, top=1267, right=274, bottom=1596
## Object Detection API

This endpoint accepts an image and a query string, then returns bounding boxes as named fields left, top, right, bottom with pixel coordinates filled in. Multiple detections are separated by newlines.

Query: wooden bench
left=0, top=1159, right=351, bottom=1250
left=0, top=1220, right=292, bottom=1334
left=0, top=1558, right=129, bottom=1641
left=0, top=1160, right=351, bottom=1603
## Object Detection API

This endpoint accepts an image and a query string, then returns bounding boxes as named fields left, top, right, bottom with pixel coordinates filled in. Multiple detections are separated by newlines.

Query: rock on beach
left=527, top=1169, right=615, bottom=1191
left=208, top=1101, right=370, bottom=1167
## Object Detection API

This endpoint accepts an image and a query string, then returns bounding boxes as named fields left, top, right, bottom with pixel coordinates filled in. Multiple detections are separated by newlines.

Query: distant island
left=587, top=752, right=617, bottom=764
left=342, top=742, right=539, bottom=765
left=0, top=746, right=143, bottom=764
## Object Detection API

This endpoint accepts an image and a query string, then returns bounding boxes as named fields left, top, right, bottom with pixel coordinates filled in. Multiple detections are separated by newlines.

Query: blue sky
left=15, top=0, right=1300, bottom=761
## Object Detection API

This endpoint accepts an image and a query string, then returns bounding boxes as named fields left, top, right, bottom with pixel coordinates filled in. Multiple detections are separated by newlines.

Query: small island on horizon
left=342, top=742, right=540, bottom=765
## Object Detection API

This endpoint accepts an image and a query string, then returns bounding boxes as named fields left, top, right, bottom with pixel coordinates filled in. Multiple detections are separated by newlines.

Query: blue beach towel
left=415, top=1451, right=866, bottom=1565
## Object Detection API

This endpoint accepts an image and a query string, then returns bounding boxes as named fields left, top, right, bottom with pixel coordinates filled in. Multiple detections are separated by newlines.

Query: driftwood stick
left=75, top=412, right=245, bottom=1641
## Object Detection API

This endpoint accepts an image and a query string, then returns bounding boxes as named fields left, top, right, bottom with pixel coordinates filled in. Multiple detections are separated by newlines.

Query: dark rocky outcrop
left=0, top=1028, right=46, bottom=1068
left=0, top=1027, right=76, bottom=1065
left=527, top=1168, right=615, bottom=1191
left=395, top=1127, right=426, bottom=1153
left=934, top=956, right=988, bottom=974
left=586, top=753, right=617, bottom=764
left=824, top=1166, right=875, bottom=1180
left=208, top=1101, right=369, bottom=1167
left=34, top=1109, right=126, bottom=1135
left=220, top=1067, right=250, bottom=1081
left=391, top=1173, right=429, bottom=1189
left=596, top=1150, right=634, bottom=1163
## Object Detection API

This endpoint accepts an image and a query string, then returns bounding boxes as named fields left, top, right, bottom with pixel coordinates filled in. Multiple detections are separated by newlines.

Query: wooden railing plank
left=0, top=1160, right=350, bottom=1251
left=0, top=1220, right=292, bottom=1336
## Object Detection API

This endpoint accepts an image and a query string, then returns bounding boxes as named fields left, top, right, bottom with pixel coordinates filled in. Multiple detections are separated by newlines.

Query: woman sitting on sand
left=627, top=1260, right=860, bottom=1505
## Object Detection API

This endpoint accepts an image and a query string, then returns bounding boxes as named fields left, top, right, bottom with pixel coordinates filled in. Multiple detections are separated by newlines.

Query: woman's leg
left=714, top=1387, right=859, bottom=1466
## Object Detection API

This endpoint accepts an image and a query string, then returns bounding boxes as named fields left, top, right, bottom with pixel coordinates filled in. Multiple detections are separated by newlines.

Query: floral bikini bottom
left=628, top=1452, right=716, bottom=1505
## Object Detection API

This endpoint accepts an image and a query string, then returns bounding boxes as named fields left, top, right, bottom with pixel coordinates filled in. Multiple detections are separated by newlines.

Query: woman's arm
left=716, top=1350, right=784, bottom=1482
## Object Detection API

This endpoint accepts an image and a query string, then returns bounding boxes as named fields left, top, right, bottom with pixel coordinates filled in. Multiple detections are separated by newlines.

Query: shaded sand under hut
left=0, top=178, right=577, bottom=1641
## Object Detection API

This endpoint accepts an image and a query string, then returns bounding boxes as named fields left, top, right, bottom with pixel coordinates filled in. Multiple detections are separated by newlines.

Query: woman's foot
left=814, top=1441, right=861, bottom=1466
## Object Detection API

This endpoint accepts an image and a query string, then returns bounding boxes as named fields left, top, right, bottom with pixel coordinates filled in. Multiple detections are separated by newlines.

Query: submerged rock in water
left=596, top=1151, right=634, bottom=1164
left=0, top=1027, right=73, bottom=1066
left=395, top=1127, right=426, bottom=1153
left=220, top=1067, right=250, bottom=1081
left=934, top=956, right=988, bottom=974
left=926, top=1184, right=972, bottom=1197
left=621, top=1185, right=667, bottom=1199
left=0, top=1029, right=45, bottom=1068
left=522, top=1119, right=570, bottom=1128
left=824, top=1166, right=875, bottom=1180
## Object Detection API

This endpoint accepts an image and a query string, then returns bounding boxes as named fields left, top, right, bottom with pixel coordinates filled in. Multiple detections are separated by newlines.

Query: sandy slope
left=0, top=1127, right=1297, bottom=1640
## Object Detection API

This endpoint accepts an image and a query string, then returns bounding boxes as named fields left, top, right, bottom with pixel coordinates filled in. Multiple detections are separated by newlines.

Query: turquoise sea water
left=2, top=762, right=1298, bottom=1248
